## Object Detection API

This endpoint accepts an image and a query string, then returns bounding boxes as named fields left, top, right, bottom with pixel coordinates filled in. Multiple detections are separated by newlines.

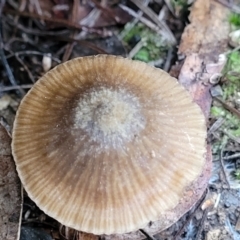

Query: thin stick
left=4, top=17, right=70, bottom=36
left=130, top=0, right=176, bottom=44
left=173, top=189, right=208, bottom=239
left=119, top=4, right=162, bottom=35
left=3, top=7, right=84, bottom=31
left=62, top=0, right=79, bottom=62
left=14, top=53, right=35, bottom=83
left=195, top=207, right=209, bottom=240
left=128, top=38, right=145, bottom=59
left=219, top=144, right=231, bottom=188
left=0, top=84, right=33, bottom=92
left=91, top=0, right=120, bottom=23
left=6, top=50, right=61, bottom=63
left=214, top=97, right=240, bottom=119
left=223, top=129, right=240, bottom=145
left=3, top=17, right=108, bottom=54
left=139, top=229, right=158, bottom=240
left=0, top=0, right=25, bottom=95
left=163, top=47, right=173, bottom=72
left=119, top=0, right=150, bottom=40
left=207, top=117, right=225, bottom=136
left=223, top=152, right=240, bottom=160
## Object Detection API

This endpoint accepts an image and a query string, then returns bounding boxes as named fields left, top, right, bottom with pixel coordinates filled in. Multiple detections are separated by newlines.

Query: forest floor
left=1, top=0, right=240, bottom=239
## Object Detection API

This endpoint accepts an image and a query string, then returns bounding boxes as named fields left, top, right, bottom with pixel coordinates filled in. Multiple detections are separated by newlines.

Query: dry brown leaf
left=0, top=124, right=22, bottom=240
left=36, top=0, right=131, bottom=29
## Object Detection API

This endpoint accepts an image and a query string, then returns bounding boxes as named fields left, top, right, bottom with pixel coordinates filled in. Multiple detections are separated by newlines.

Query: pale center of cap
left=74, top=86, right=145, bottom=149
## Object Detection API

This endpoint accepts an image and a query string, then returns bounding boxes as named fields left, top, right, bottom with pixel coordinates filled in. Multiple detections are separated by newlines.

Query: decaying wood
left=176, top=0, right=230, bottom=118
left=166, top=0, right=230, bottom=238
left=0, top=124, right=22, bottom=240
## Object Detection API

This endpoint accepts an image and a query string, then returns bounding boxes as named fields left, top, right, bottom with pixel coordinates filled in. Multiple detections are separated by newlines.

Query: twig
left=12, top=0, right=27, bottom=37
left=0, top=116, right=11, bottom=136
left=119, top=4, right=163, bottom=35
left=224, top=45, right=240, bottom=56
left=130, top=0, right=176, bottom=44
left=207, top=117, right=225, bottom=136
left=163, top=0, right=175, bottom=16
left=148, top=58, right=164, bottom=67
left=53, top=37, right=108, bottom=54
left=4, top=16, right=70, bottom=36
left=4, top=17, right=108, bottom=54
left=163, top=47, right=173, bottom=72
left=235, top=215, right=240, bottom=231
left=139, top=229, right=157, bottom=240
left=219, top=144, right=231, bottom=188
left=14, top=53, right=35, bottom=83
left=173, top=189, right=208, bottom=240
left=0, top=84, right=33, bottom=92
left=158, top=4, right=168, bottom=21
left=29, top=0, right=42, bottom=16
left=6, top=50, right=61, bottom=63
left=0, top=0, right=25, bottom=95
left=3, top=7, right=85, bottom=31
left=214, top=97, right=240, bottom=120
left=5, top=37, right=43, bottom=52
left=222, top=129, right=240, bottom=145
left=91, top=0, right=120, bottom=23
left=223, top=152, right=240, bottom=160
left=195, top=207, right=210, bottom=240
left=5, top=6, right=111, bottom=38
left=80, top=8, right=101, bottom=26
left=128, top=38, right=145, bottom=59
left=62, top=0, right=79, bottom=62
left=119, top=0, right=150, bottom=40
left=214, top=193, right=221, bottom=209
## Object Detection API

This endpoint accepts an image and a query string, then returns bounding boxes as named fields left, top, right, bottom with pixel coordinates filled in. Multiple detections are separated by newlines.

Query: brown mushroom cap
left=12, top=55, right=206, bottom=235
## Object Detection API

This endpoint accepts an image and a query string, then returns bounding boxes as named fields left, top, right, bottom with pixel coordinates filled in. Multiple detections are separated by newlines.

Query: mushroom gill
left=12, top=55, right=206, bottom=235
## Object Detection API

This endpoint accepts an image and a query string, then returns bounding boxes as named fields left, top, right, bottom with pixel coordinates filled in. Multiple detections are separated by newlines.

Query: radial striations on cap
left=12, top=55, right=206, bottom=235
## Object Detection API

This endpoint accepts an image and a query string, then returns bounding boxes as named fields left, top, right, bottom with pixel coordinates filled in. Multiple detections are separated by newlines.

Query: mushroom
left=12, top=55, right=207, bottom=236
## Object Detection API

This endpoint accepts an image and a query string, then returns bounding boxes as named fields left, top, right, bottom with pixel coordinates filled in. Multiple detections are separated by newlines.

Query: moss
left=234, top=169, right=240, bottom=180
left=226, top=51, right=240, bottom=74
left=212, top=135, right=228, bottom=155
left=210, top=51, right=240, bottom=153
left=171, top=0, right=189, bottom=16
left=171, top=0, right=188, bottom=9
left=229, top=13, right=240, bottom=28
left=221, top=51, right=240, bottom=100
left=122, top=23, right=144, bottom=43
left=122, top=23, right=169, bottom=62
left=211, top=106, right=226, bottom=117
left=134, top=49, right=150, bottom=62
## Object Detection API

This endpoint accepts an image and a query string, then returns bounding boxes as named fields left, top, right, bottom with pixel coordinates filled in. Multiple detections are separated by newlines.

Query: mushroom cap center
left=74, top=86, right=145, bottom=149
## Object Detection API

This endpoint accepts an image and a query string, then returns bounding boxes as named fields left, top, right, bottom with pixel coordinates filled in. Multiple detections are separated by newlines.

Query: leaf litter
left=1, top=0, right=240, bottom=239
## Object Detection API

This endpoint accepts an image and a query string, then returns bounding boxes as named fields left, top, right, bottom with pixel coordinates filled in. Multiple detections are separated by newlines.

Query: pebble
left=210, top=85, right=223, bottom=96
left=224, top=201, right=230, bottom=208
left=195, top=211, right=203, bottom=220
